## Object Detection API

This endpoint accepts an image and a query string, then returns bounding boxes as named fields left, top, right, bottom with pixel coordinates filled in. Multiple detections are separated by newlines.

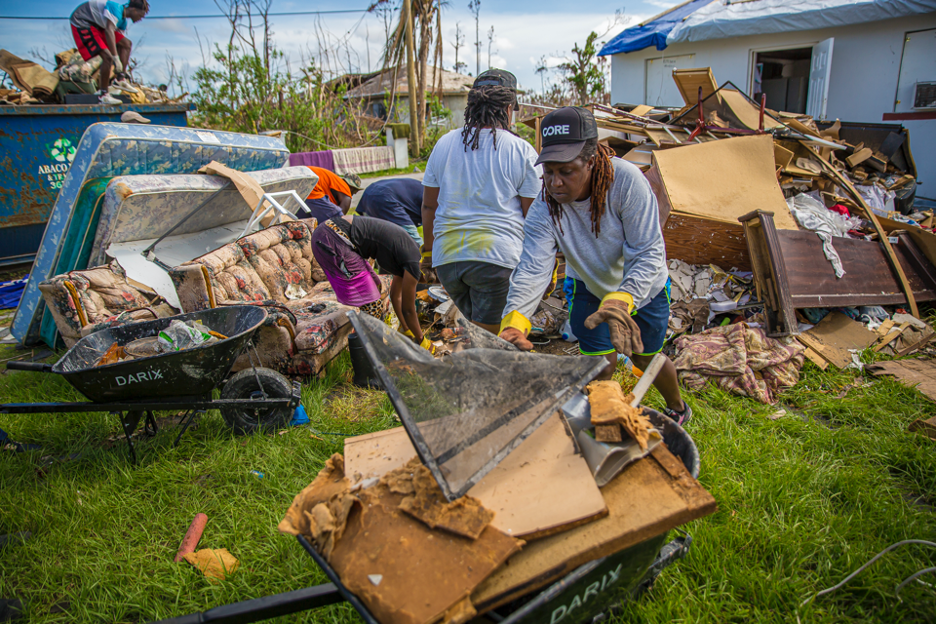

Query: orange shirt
left=306, top=167, right=351, bottom=204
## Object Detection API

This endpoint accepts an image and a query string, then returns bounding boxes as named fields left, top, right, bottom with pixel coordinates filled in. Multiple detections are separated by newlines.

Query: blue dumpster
left=0, top=103, right=194, bottom=266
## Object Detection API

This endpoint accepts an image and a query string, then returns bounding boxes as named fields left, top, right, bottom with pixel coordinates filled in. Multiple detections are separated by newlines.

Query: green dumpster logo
left=39, top=136, right=77, bottom=191
left=50, top=137, right=77, bottom=164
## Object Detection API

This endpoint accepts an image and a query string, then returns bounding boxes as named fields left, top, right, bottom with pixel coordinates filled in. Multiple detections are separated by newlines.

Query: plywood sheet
left=650, top=134, right=799, bottom=230
left=716, top=89, right=783, bottom=131
left=797, top=312, right=878, bottom=368
left=344, top=413, right=608, bottom=539
left=663, top=213, right=751, bottom=271
left=471, top=446, right=717, bottom=612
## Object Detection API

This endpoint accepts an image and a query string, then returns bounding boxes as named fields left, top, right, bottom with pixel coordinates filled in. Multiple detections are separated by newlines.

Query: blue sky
left=0, top=1, right=679, bottom=94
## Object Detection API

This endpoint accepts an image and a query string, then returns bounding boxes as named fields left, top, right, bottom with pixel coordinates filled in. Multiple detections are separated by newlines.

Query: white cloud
left=644, top=0, right=681, bottom=8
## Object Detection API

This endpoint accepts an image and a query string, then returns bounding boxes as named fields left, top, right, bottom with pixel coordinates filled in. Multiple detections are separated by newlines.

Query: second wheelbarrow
left=2, top=305, right=301, bottom=461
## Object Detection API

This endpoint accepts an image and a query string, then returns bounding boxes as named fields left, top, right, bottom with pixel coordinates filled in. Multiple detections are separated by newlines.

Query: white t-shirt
left=422, top=127, right=541, bottom=270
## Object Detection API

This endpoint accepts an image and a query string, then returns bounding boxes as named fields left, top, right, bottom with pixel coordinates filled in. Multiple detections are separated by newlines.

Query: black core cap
left=535, top=106, right=599, bottom=165
left=472, top=68, right=517, bottom=91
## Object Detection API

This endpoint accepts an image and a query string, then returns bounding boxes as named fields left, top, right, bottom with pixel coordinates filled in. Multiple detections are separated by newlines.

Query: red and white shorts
left=71, top=25, right=126, bottom=61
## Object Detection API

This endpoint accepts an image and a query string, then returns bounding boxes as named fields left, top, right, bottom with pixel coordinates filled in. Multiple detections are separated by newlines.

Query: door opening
left=753, top=47, right=812, bottom=114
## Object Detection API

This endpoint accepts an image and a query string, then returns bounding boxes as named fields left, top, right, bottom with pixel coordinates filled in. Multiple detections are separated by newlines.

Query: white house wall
left=609, top=13, right=936, bottom=195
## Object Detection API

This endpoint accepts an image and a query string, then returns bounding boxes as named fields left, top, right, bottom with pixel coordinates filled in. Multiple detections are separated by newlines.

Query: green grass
left=358, top=163, right=425, bottom=179
left=1, top=339, right=935, bottom=622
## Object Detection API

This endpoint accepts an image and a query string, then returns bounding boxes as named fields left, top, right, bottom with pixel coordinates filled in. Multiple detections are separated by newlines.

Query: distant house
left=343, top=66, right=475, bottom=129
left=599, top=0, right=936, bottom=191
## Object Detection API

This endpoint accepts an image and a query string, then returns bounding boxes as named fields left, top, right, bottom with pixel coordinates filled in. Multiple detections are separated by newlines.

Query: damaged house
left=599, top=0, right=936, bottom=193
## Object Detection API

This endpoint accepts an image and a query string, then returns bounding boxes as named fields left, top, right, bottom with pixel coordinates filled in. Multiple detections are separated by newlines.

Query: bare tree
left=450, top=22, right=466, bottom=74
left=535, top=55, right=549, bottom=94
left=486, top=25, right=496, bottom=70
left=468, top=0, right=480, bottom=76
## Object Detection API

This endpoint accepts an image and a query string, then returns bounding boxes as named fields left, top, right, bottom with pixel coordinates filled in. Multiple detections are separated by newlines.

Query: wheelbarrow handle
left=6, top=361, right=53, bottom=373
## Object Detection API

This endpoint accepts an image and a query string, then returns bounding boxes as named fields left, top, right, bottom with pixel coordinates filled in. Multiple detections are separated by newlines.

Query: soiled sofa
left=38, top=261, right=178, bottom=347
left=169, top=219, right=391, bottom=376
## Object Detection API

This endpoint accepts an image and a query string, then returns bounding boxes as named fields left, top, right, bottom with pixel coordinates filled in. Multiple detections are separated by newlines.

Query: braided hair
left=128, top=0, right=150, bottom=14
left=461, top=85, right=516, bottom=151
left=543, top=138, right=616, bottom=237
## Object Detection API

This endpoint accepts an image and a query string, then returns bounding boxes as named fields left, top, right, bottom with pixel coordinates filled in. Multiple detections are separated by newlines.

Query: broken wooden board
left=796, top=312, right=878, bottom=369
left=343, top=413, right=608, bottom=540
left=909, top=416, right=936, bottom=440
left=470, top=445, right=717, bottom=613
left=866, top=359, right=936, bottom=403
left=651, top=134, right=799, bottom=231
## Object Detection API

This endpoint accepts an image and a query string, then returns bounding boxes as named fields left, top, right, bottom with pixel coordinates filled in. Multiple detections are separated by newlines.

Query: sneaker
left=109, top=79, right=139, bottom=94
left=662, top=402, right=693, bottom=426
left=98, top=92, right=122, bottom=105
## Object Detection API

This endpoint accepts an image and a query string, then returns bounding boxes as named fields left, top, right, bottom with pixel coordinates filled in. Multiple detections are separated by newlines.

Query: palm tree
left=373, top=0, right=445, bottom=148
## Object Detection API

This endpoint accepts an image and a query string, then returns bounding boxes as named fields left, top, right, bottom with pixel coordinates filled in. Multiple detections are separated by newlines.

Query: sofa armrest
left=170, top=264, right=215, bottom=312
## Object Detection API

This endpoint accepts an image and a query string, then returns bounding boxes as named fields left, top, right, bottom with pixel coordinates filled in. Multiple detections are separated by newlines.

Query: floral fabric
left=673, top=323, right=805, bottom=405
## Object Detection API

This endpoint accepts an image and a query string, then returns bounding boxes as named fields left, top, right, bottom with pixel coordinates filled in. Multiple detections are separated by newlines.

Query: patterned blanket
left=673, top=323, right=805, bottom=404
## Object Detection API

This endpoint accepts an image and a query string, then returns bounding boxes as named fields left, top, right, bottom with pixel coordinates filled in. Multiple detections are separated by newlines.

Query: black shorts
left=436, top=261, right=513, bottom=326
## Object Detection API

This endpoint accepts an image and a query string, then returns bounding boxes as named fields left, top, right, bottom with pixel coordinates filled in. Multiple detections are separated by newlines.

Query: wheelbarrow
left=150, top=408, right=700, bottom=624
left=2, top=306, right=301, bottom=462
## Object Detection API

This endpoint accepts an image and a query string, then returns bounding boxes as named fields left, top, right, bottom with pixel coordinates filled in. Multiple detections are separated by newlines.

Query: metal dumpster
left=0, top=103, right=194, bottom=266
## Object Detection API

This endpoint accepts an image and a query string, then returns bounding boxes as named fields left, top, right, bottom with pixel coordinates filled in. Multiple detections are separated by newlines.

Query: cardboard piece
left=343, top=413, right=608, bottom=539
left=796, top=312, right=878, bottom=369
left=672, top=68, right=717, bottom=106
left=650, top=134, right=799, bottom=230
left=715, top=89, right=783, bottom=131
left=471, top=446, right=717, bottom=613
left=630, top=104, right=654, bottom=117
left=197, top=161, right=291, bottom=228
left=867, top=359, right=936, bottom=403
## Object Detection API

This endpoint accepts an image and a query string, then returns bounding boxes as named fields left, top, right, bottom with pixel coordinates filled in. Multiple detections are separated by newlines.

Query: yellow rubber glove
left=401, top=329, right=415, bottom=339
left=498, top=311, right=533, bottom=351
left=419, top=336, right=437, bottom=354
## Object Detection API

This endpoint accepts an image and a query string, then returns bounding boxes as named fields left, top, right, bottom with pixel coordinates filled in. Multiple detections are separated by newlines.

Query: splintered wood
left=586, top=381, right=654, bottom=450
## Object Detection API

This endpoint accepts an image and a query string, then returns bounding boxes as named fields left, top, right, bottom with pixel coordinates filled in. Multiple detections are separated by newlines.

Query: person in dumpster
left=309, top=215, right=434, bottom=353
left=420, top=69, right=541, bottom=333
left=498, top=106, right=691, bottom=425
left=355, top=178, right=425, bottom=247
left=69, top=0, right=148, bottom=104
left=301, top=167, right=362, bottom=222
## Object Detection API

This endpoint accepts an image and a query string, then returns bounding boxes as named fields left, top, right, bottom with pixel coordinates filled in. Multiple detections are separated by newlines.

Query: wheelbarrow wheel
left=220, top=368, right=294, bottom=434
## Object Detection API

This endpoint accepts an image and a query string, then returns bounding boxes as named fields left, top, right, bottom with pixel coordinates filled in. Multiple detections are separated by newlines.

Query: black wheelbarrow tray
left=2, top=305, right=301, bottom=461
left=151, top=409, right=701, bottom=624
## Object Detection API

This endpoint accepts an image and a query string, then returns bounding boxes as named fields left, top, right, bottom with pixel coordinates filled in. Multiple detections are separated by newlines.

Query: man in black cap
left=420, top=69, right=540, bottom=333
left=498, top=106, right=691, bottom=426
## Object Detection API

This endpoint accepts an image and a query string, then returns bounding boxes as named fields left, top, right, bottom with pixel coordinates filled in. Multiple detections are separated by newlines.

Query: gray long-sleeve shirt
left=504, top=158, right=668, bottom=321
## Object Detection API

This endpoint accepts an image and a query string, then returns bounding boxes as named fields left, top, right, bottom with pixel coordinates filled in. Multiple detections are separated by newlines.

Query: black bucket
left=347, top=331, right=381, bottom=389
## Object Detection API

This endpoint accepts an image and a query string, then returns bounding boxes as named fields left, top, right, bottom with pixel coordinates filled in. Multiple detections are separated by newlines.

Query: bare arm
left=520, top=196, right=535, bottom=218
left=104, top=21, right=118, bottom=59
left=400, top=272, right=423, bottom=342
left=334, top=191, right=352, bottom=213
left=421, top=186, right=440, bottom=252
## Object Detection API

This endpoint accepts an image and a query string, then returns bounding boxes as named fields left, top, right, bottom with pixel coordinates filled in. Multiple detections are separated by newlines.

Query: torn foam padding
left=586, top=381, right=658, bottom=451
left=384, top=457, right=495, bottom=540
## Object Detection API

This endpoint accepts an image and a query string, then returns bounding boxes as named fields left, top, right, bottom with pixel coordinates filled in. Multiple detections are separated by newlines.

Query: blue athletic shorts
left=564, top=277, right=671, bottom=357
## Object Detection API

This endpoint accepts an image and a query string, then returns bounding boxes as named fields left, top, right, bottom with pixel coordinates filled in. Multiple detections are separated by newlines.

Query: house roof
left=600, top=0, right=936, bottom=56
left=598, top=0, right=717, bottom=56
left=668, top=0, right=936, bottom=45
left=345, top=66, right=474, bottom=99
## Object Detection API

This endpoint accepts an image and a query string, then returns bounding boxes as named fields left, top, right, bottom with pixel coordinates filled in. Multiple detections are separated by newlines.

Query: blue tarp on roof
left=598, top=0, right=718, bottom=56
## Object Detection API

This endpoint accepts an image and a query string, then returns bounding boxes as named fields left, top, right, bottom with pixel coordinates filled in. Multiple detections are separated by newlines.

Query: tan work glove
left=584, top=293, right=643, bottom=357
left=499, top=311, right=534, bottom=351
left=112, top=55, right=124, bottom=74
left=419, top=247, right=438, bottom=284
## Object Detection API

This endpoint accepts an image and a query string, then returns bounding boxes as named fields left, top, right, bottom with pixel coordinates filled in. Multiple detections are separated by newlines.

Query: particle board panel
left=470, top=446, right=717, bottom=613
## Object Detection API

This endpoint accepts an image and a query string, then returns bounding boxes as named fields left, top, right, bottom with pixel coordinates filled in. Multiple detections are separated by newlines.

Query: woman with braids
left=421, top=69, right=541, bottom=333
left=499, top=107, right=691, bottom=425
